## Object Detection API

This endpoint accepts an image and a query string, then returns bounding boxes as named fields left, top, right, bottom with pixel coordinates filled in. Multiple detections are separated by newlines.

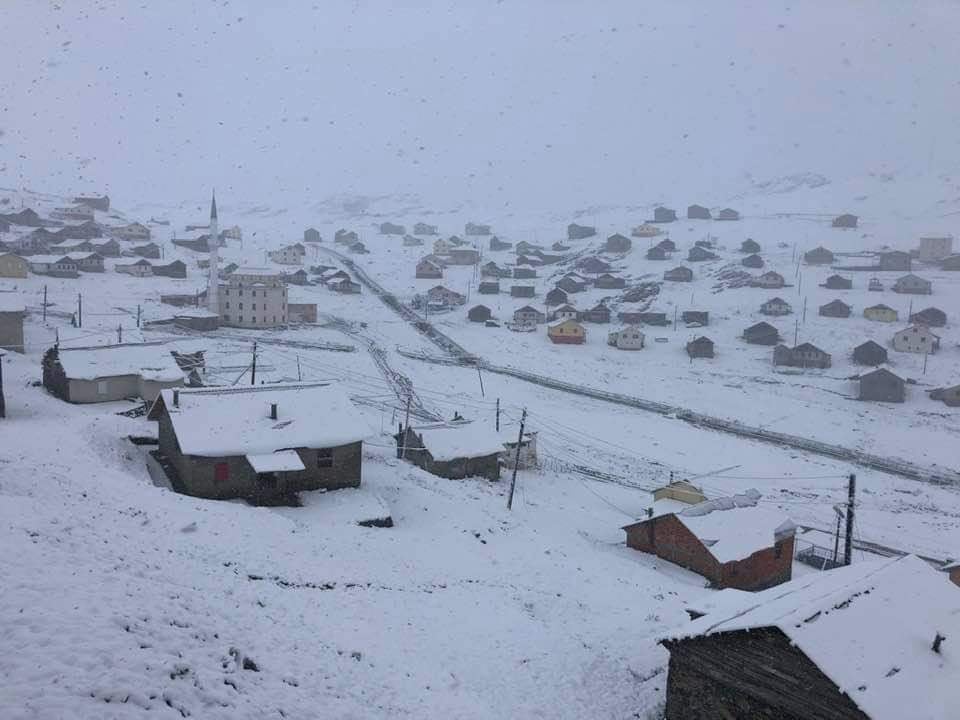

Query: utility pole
left=401, top=393, right=412, bottom=459
left=832, top=505, right=844, bottom=565
left=476, top=362, right=485, bottom=397
left=507, top=409, right=527, bottom=510
left=77, top=293, right=82, bottom=328
left=117, top=324, right=123, bottom=344
left=42, top=285, right=47, bottom=323
left=136, top=304, right=141, bottom=328
left=923, top=351, right=928, bottom=375
left=495, top=398, right=500, bottom=432
left=802, top=296, right=807, bottom=324
left=794, top=317, right=799, bottom=346
left=296, top=354, right=302, bottom=381
left=250, top=342, right=257, bottom=385
left=844, top=473, right=856, bottom=566
left=673, top=306, right=678, bottom=331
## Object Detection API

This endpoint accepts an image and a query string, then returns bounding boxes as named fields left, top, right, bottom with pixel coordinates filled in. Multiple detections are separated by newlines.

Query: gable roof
left=666, top=555, right=958, bottom=720
left=861, top=367, right=903, bottom=383
left=57, top=343, right=183, bottom=382
left=413, top=422, right=506, bottom=461
left=150, top=383, right=370, bottom=457
left=867, top=303, right=896, bottom=312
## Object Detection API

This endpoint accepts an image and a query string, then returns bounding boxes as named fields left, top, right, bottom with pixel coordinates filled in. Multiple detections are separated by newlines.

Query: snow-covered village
left=1, top=2, right=959, bottom=719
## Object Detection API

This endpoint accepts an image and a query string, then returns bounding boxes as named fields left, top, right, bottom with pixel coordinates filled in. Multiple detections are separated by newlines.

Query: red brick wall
left=719, top=535, right=794, bottom=591
left=625, top=515, right=721, bottom=584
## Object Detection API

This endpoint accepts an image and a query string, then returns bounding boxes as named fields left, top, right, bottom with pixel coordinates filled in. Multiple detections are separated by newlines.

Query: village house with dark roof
left=909, top=307, right=946, bottom=327
left=819, top=299, right=852, bottom=318
left=740, top=238, right=761, bottom=254
left=773, top=343, right=832, bottom=369
left=822, top=273, right=853, bottom=290
left=664, top=266, right=693, bottom=282
left=832, top=212, right=858, bottom=228
left=853, top=340, right=888, bottom=366
left=741, top=253, right=764, bottom=268
left=803, top=246, right=834, bottom=265
left=760, top=297, right=792, bottom=316
left=652, top=206, right=677, bottom=223
left=687, top=246, right=719, bottom=262
left=686, top=336, right=714, bottom=359
left=687, top=204, right=711, bottom=220
left=859, top=367, right=905, bottom=402
left=743, top=321, right=780, bottom=345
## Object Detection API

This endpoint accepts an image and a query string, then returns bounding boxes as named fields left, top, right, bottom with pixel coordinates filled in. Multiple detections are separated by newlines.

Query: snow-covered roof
left=0, top=294, right=25, bottom=313
left=153, top=383, right=371, bottom=457
left=57, top=343, right=184, bottom=382
left=246, top=450, right=306, bottom=473
left=666, top=556, right=959, bottom=720
left=671, top=490, right=795, bottom=563
left=415, top=422, right=507, bottom=462
left=174, top=308, right=219, bottom=318
left=57, top=327, right=146, bottom=348
left=27, top=254, right=76, bottom=264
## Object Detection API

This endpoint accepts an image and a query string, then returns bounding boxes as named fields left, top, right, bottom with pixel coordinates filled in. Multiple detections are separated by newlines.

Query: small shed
left=607, top=326, right=645, bottom=350
left=398, top=423, right=503, bottom=480
left=686, top=336, right=714, bottom=359
left=687, top=204, right=711, bottom=220
left=853, top=340, right=888, bottom=366
left=489, top=236, right=512, bottom=251
left=605, top=234, right=632, bottom=253
left=465, top=222, right=492, bottom=236
left=416, top=258, right=444, bottom=279
left=513, top=266, right=537, bottom=279
left=859, top=367, right=905, bottom=402
left=930, top=384, right=960, bottom=408
left=664, top=266, right=693, bottom=282
left=832, top=213, right=858, bottom=228
left=740, top=238, right=761, bottom=254
left=819, top=299, right=852, bottom=318
left=468, top=305, right=492, bottom=323
left=556, top=276, right=586, bottom=294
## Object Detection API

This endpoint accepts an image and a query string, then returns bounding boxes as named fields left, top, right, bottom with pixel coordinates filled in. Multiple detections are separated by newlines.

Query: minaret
left=206, top=190, right=220, bottom=315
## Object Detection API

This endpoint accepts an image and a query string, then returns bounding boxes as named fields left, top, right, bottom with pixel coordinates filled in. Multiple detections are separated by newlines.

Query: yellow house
left=863, top=304, right=898, bottom=322
left=547, top=318, right=586, bottom=344
left=0, top=253, right=29, bottom=279
left=653, top=480, right=707, bottom=505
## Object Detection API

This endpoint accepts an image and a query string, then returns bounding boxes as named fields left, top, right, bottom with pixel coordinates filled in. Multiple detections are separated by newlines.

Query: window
left=225, top=301, right=230, bottom=309
left=214, top=462, right=229, bottom=482
left=96, top=380, right=109, bottom=395
left=239, top=315, right=243, bottom=323
left=224, top=314, right=230, bottom=322
left=239, top=289, right=243, bottom=296
left=239, top=302, right=243, bottom=309
left=252, top=304, right=257, bottom=310
left=317, top=448, right=333, bottom=468
left=774, top=542, right=784, bottom=559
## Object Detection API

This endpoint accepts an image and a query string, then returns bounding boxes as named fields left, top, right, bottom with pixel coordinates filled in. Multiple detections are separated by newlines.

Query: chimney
left=173, top=389, right=180, bottom=407
left=270, top=402, right=278, bottom=420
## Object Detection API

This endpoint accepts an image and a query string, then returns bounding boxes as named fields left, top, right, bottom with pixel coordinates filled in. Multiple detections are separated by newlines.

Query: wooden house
left=74, top=195, right=110, bottom=212
left=513, top=306, right=545, bottom=326
left=832, top=213, right=858, bottom=228
left=594, top=273, right=626, bottom=289
left=468, top=305, right=492, bottom=323
left=427, top=286, right=466, bottom=307
left=547, top=319, right=586, bottom=344
left=607, top=325, right=645, bottom=350
left=804, top=246, right=834, bottom=265
left=0, top=253, right=28, bottom=279
left=892, top=325, right=940, bottom=354
left=741, top=253, right=764, bottom=268
left=646, top=246, right=668, bottom=261
left=111, top=222, right=151, bottom=242
left=153, top=260, right=187, bottom=279
left=581, top=303, right=611, bottom=324
left=28, top=255, right=80, bottom=278
left=551, top=241, right=570, bottom=252
left=548, top=304, right=578, bottom=322
left=510, top=285, right=535, bottom=298
left=448, top=247, right=481, bottom=265
left=822, top=274, right=852, bottom=290
left=716, top=208, right=740, bottom=221
left=90, top=238, right=121, bottom=257
left=942, top=254, right=960, bottom=271
left=653, top=206, right=677, bottom=223
left=687, top=204, right=711, bottom=220
left=132, top=242, right=161, bottom=259
left=682, top=311, right=709, bottom=326
left=416, top=257, right=444, bottom=279
left=656, top=238, right=677, bottom=253
left=623, top=491, right=795, bottom=591
left=743, top=321, right=780, bottom=345
left=172, top=236, right=211, bottom=253
left=55, top=219, right=103, bottom=240
left=303, top=227, right=321, bottom=243
left=481, top=261, right=510, bottom=278
left=864, top=304, right=898, bottom=322
left=567, top=223, right=596, bottom=240
left=632, top=223, right=662, bottom=238
left=664, top=266, right=693, bottom=282
left=688, top=246, right=719, bottom=262
left=515, top=241, right=542, bottom=255
left=879, top=251, right=912, bottom=271
left=465, top=222, right=491, bottom=236
left=478, top=281, right=500, bottom=295
left=328, top=276, right=361, bottom=294
left=556, top=276, right=587, bottom=294
left=116, top=259, right=154, bottom=277
left=1, top=208, right=42, bottom=227
left=43, top=343, right=184, bottom=403
left=283, top=269, right=311, bottom=286
left=634, top=312, right=669, bottom=326
left=859, top=367, right=905, bottom=402
left=0, top=297, right=25, bottom=353
left=740, top=238, right=761, bottom=254
left=545, top=288, right=568, bottom=307
left=753, top=271, right=785, bottom=289
left=403, top=234, right=424, bottom=247
left=577, top=257, right=611, bottom=274
left=868, top=277, right=884, bottom=291
left=892, top=274, right=931, bottom=295
left=773, top=343, right=832, bottom=369
left=413, top=222, right=438, bottom=236
left=930, top=384, right=960, bottom=408
left=335, top=229, right=359, bottom=245
left=853, top=340, right=888, bottom=366
left=268, top=243, right=306, bottom=265
left=397, top=423, right=502, bottom=480
left=909, top=306, right=946, bottom=327
left=513, top=266, right=537, bottom=279
left=653, top=479, right=707, bottom=505
left=819, top=299, right=852, bottom=318
left=605, top=233, right=632, bottom=253
left=489, top=236, right=512, bottom=251
left=148, top=383, right=366, bottom=501
left=380, top=222, right=405, bottom=235
left=660, top=555, right=952, bottom=720
left=760, top=297, right=792, bottom=316
left=686, top=336, right=714, bottom=359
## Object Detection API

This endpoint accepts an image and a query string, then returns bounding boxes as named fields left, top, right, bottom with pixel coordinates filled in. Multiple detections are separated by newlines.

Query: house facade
left=773, top=343, right=832, bottom=369
left=864, top=304, right=898, bottom=322
left=686, top=336, right=714, bottom=358
left=548, top=319, right=586, bottom=344
left=416, top=258, right=444, bottom=279
left=892, top=273, right=931, bottom=294
left=545, top=288, right=568, bottom=306
left=268, top=243, right=305, bottom=265
left=892, top=325, right=940, bottom=354
left=0, top=253, right=28, bottom=278
left=219, top=268, right=288, bottom=329
left=397, top=424, right=502, bottom=481
left=581, top=303, right=611, bottom=323
left=760, top=297, right=792, bottom=316
left=607, top=326, right=645, bottom=350
left=0, top=300, right=25, bottom=353
left=859, top=368, right=905, bottom=402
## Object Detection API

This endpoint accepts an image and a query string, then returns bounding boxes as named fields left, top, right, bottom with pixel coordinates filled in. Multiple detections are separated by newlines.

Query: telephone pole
left=77, top=293, right=82, bottom=328
left=401, top=393, right=412, bottom=459
left=844, top=473, right=856, bottom=566
left=495, top=398, right=500, bottom=432
left=296, top=354, right=302, bottom=381
left=250, top=342, right=257, bottom=385
left=507, top=409, right=527, bottom=510
left=42, top=285, right=47, bottom=323
left=136, top=304, right=141, bottom=328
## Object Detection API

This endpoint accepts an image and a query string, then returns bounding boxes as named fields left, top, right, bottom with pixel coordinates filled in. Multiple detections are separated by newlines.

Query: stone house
left=623, top=491, right=795, bottom=591
left=547, top=319, right=586, bottom=344
left=287, top=303, right=318, bottom=323
left=646, top=246, right=668, bottom=260
left=303, top=227, right=321, bottom=243
left=892, top=325, right=940, bottom=354
left=893, top=273, right=931, bottom=295
left=682, top=311, right=709, bottom=326
left=773, top=343, right=832, bottom=369
left=879, top=251, right=912, bottom=272
left=741, top=253, right=764, bottom=268
left=416, top=258, right=444, bottom=279
left=513, top=305, right=545, bottom=326
left=545, top=288, right=568, bottom=306
left=688, top=246, right=719, bottom=262
left=660, top=555, right=951, bottom=720
left=397, top=423, right=502, bottom=480
left=594, top=273, right=626, bottom=289
left=478, top=281, right=500, bottom=295
left=686, top=336, right=714, bottom=359
left=605, top=233, right=632, bottom=253
left=567, top=223, right=596, bottom=240
left=43, top=343, right=184, bottom=403
left=917, top=235, right=953, bottom=262
left=510, top=285, right=535, bottom=298
left=864, top=304, right=898, bottom=322
left=832, top=213, right=858, bottom=228
left=822, top=274, right=852, bottom=290
left=664, top=266, right=693, bottom=282
left=607, top=326, right=645, bottom=350
left=804, top=246, right=834, bottom=265
left=148, top=383, right=367, bottom=501
left=468, top=305, right=492, bottom=323
left=753, top=270, right=784, bottom=288
left=853, top=340, right=888, bottom=366
left=858, top=367, right=905, bottom=402
left=819, top=299, right=851, bottom=318
left=743, top=321, right=780, bottom=345
left=740, top=238, right=761, bottom=254
left=0, top=253, right=28, bottom=278
left=760, top=297, right=792, bottom=316
left=687, top=204, right=711, bottom=220
left=653, top=206, right=677, bottom=223
left=909, top=307, right=946, bottom=327
left=0, top=297, right=26, bottom=353
left=581, top=303, right=611, bottom=324
left=380, top=222, right=405, bottom=235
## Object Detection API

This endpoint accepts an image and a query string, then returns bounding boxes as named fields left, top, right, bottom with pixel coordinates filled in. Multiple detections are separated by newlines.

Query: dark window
left=214, top=462, right=229, bottom=482
left=775, top=542, right=783, bottom=559
left=317, top=448, right=333, bottom=468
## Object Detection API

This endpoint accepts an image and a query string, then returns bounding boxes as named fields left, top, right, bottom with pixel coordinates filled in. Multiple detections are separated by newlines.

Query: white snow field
left=2, top=1, right=960, bottom=718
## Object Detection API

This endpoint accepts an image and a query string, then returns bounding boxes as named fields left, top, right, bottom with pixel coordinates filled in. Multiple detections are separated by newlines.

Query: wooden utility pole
left=673, top=306, right=678, bottom=331
left=117, top=324, right=123, bottom=343
left=77, top=293, right=82, bottom=328
left=296, top=354, right=302, bottom=381
left=42, top=285, right=47, bottom=323
left=844, top=473, right=856, bottom=566
left=794, top=317, right=799, bottom=346
left=250, top=342, right=257, bottom=385
left=495, top=398, right=500, bottom=432
left=136, top=304, right=141, bottom=328
left=507, top=409, right=527, bottom=509
left=802, top=296, right=807, bottom=323
left=476, top=363, right=485, bottom=397
left=401, top=394, right=412, bottom=459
